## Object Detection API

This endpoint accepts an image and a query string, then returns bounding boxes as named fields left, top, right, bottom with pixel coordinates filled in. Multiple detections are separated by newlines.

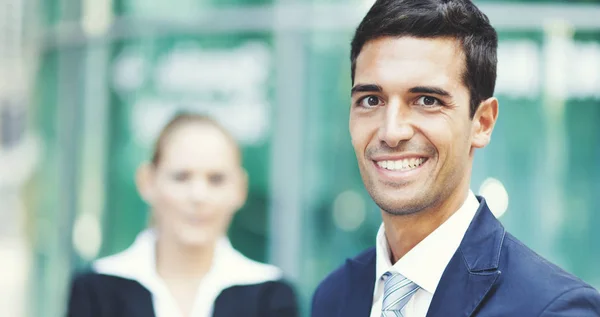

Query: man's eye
left=358, top=96, right=383, bottom=108
left=415, top=96, right=442, bottom=107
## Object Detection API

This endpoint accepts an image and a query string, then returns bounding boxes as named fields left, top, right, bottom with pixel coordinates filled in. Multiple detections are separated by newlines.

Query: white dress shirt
left=93, top=229, right=282, bottom=317
left=369, top=191, right=481, bottom=317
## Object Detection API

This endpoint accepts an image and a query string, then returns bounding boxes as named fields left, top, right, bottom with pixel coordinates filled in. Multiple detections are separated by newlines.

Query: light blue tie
left=381, top=272, right=420, bottom=317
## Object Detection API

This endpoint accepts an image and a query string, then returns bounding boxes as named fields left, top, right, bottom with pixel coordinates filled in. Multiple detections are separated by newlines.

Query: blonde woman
left=67, top=113, right=298, bottom=317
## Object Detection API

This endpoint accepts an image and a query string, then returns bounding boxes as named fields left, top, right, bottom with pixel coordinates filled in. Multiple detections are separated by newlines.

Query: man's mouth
left=375, top=157, right=428, bottom=172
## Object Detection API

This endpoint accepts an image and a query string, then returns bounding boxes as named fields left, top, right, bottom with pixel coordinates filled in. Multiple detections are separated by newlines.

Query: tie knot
left=381, top=271, right=419, bottom=315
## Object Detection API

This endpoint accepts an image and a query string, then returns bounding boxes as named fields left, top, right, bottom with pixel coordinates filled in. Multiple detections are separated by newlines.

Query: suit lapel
left=426, top=197, right=505, bottom=317
left=339, top=248, right=377, bottom=317
left=425, top=252, right=501, bottom=317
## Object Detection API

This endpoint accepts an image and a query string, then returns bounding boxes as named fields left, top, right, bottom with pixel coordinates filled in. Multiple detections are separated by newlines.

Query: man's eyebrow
left=409, top=86, right=452, bottom=97
left=351, top=84, right=383, bottom=96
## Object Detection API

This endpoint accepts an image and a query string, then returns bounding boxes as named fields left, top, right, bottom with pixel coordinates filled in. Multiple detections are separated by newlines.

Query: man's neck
left=382, top=188, right=470, bottom=263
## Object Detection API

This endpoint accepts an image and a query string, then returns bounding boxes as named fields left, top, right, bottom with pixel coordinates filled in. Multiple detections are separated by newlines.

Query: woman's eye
left=208, top=173, right=225, bottom=185
left=172, top=172, right=191, bottom=182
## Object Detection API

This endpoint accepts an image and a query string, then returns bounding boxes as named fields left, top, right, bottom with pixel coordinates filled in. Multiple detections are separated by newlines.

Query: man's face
left=350, top=36, right=484, bottom=216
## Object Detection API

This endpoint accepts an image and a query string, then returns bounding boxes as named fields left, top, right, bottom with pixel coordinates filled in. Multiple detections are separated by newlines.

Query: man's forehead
left=359, top=36, right=464, bottom=64
left=355, top=36, right=466, bottom=88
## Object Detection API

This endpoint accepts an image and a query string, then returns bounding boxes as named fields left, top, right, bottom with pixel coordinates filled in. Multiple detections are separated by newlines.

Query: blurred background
left=1, top=0, right=599, bottom=316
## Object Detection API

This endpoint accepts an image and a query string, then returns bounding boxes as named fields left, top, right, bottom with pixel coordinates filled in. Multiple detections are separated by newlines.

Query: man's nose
left=378, top=100, right=415, bottom=148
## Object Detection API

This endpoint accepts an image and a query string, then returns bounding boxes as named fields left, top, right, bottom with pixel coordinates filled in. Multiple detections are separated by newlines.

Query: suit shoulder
left=314, top=263, right=347, bottom=295
left=541, top=284, right=600, bottom=315
left=219, top=280, right=296, bottom=300
left=314, top=247, right=375, bottom=293
left=263, top=279, right=297, bottom=299
left=66, top=270, right=154, bottom=317
left=70, top=270, right=107, bottom=289
left=214, top=280, right=298, bottom=317
left=501, top=233, right=596, bottom=297
left=312, top=247, right=375, bottom=315
left=69, top=270, right=150, bottom=295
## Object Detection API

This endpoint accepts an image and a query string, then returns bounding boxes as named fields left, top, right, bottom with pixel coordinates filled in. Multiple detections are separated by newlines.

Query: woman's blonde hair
left=151, top=112, right=240, bottom=167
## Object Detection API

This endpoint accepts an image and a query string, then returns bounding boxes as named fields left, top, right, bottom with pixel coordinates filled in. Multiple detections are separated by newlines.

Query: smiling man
left=311, top=1, right=600, bottom=316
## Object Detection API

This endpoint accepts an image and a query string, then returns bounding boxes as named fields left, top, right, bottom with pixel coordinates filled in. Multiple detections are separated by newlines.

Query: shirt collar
left=375, top=190, right=480, bottom=295
left=93, top=229, right=282, bottom=292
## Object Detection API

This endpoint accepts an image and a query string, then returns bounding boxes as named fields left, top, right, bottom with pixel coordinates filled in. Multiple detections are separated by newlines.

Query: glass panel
left=24, top=1, right=600, bottom=317
left=101, top=34, right=275, bottom=262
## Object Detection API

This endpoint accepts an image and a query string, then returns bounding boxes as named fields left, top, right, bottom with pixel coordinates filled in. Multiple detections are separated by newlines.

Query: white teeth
left=376, top=158, right=426, bottom=171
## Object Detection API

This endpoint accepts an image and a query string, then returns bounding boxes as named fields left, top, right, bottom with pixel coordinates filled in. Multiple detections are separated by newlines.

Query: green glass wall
left=27, top=1, right=600, bottom=317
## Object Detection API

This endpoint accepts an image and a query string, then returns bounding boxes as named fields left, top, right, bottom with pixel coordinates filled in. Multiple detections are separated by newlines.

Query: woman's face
left=140, top=123, right=247, bottom=248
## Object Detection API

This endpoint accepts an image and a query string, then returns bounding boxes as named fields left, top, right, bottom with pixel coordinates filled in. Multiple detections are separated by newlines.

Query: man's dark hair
left=350, top=0, right=498, bottom=117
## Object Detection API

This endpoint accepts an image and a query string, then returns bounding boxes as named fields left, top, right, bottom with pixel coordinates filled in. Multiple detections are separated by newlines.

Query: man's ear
left=471, top=97, right=499, bottom=149
left=136, top=162, right=155, bottom=204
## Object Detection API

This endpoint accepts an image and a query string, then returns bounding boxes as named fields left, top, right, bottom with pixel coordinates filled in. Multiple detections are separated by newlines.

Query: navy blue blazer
left=312, top=197, right=600, bottom=316
left=66, top=272, right=298, bottom=317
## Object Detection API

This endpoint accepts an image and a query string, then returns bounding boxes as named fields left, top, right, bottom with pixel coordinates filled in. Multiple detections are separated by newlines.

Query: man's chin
left=370, top=190, right=427, bottom=216
left=377, top=202, right=425, bottom=216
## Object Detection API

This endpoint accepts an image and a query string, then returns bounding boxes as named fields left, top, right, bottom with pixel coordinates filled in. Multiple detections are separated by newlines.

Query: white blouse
left=93, top=229, right=282, bottom=317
